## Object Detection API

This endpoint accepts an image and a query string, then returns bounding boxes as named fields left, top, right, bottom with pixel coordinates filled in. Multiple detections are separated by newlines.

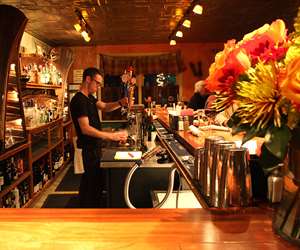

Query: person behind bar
left=188, top=80, right=209, bottom=110
left=70, top=67, right=128, bottom=208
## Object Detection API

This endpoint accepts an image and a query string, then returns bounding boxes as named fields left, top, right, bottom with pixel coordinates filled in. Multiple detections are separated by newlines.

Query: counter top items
left=114, top=151, right=142, bottom=161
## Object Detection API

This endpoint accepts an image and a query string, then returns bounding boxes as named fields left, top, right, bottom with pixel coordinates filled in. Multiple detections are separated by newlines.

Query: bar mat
left=42, top=194, right=80, bottom=208
left=55, top=166, right=82, bottom=192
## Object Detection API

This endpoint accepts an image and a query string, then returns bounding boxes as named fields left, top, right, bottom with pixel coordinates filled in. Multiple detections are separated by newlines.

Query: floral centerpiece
left=205, top=12, right=300, bottom=245
left=205, top=18, right=300, bottom=173
left=121, top=66, right=136, bottom=113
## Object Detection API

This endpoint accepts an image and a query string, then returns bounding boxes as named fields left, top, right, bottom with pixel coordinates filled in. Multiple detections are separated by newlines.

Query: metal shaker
left=218, top=147, right=252, bottom=208
left=210, top=141, right=235, bottom=207
left=267, top=164, right=283, bottom=203
left=194, top=148, right=205, bottom=189
left=202, top=136, right=224, bottom=200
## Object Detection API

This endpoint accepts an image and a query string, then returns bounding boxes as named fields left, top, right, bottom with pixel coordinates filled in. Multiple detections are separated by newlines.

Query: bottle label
left=0, top=176, right=4, bottom=186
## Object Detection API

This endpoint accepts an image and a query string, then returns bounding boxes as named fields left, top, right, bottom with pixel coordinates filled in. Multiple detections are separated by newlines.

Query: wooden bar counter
left=0, top=208, right=297, bottom=249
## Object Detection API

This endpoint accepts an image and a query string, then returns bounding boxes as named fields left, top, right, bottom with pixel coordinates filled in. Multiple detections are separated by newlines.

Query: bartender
left=70, top=67, right=128, bottom=208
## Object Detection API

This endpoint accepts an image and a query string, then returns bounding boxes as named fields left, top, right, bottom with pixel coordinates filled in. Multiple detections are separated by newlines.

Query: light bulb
left=81, top=30, right=88, bottom=38
left=84, top=35, right=91, bottom=42
left=170, top=40, right=176, bottom=46
left=193, top=4, right=203, bottom=15
left=182, top=19, right=191, bottom=28
left=74, top=23, right=81, bottom=32
left=176, top=30, right=183, bottom=38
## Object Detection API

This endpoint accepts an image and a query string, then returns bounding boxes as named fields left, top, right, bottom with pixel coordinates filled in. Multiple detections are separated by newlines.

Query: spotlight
left=75, top=8, right=94, bottom=42
left=182, top=19, right=191, bottom=28
left=74, top=23, right=81, bottom=32
left=193, top=4, right=203, bottom=15
left=176, top=30, right=183, bottom=38
left=170, top=39, right=176, bottom=46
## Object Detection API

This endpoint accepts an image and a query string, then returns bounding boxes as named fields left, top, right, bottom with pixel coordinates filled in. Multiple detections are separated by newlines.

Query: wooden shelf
left=23, top=161, right=69, bottom=208
left=20, top=53, right=45, bottom=59
left=25, top=83, right=62, bottom=90
left=63, top=120, right=72, bottom=127
left=0, top=171, right=31, bottom=198
left=32, top=142, right=49, bottom=163
left=50, top=139, right=63, bottom=151
left=22, top=94, right=58, bottom=100
left=0, top=142, right=30, bottom=161
left=26, top=118, right=63, bottom=133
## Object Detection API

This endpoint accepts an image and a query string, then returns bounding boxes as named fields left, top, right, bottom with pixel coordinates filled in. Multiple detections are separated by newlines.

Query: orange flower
left=280, top=57, right=300, bottom=106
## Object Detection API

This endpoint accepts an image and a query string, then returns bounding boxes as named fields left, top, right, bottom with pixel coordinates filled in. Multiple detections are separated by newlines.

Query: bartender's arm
left=96, top=97, right=128, bottom=112
left=77, top=116, right=127, bottom=141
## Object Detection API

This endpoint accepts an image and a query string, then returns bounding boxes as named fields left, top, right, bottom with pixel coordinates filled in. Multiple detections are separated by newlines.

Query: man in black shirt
left=70, top=67, right=128, bottom=208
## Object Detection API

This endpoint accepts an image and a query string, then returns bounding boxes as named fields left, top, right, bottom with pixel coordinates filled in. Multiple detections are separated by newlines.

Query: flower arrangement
left=121, top=66, right=136, bottom=111
left=205, top=16, right=300, bottom=172
left=121, top=66, right=136, bottom=86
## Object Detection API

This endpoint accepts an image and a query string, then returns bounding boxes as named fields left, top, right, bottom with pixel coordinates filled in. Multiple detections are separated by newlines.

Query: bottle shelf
left=25, top=83, right=62, bottom=90
left=0, top=171, right=31, bottom=198
left=22, top=94, right=59, bottom=101
left=26, top=118, right=63, bottom=133
left=0, top=143, right=30, bottom=161
left=32, top=142, right=49, bottom=163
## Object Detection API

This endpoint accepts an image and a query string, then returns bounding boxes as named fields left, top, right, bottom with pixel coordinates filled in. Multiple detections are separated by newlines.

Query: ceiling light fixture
left=170, top=39, right=176, bottom=46
left=193, top=4, right=203, bottom=15
left=182, top=19, right=191, bottom=28
left=176, top=30, right=183, bottom=38
left=74, top=8, right=94, bottom=43
left=168, top=0, right=203, bottom=45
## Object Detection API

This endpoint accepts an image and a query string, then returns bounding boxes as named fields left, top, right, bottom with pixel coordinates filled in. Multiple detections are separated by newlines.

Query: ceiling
left=0, top=0, right=300, bottom=46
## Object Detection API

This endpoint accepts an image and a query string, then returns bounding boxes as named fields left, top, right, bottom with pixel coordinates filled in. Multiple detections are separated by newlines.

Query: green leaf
left=264, top=125, right=291, bottom=160
left=259, top=144, right=282, bottom=174
left=242, top=127, right=260, bottom=144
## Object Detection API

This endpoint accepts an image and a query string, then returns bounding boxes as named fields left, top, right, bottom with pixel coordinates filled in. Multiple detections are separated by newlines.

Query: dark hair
left=82, top=67, right=103, bottom=82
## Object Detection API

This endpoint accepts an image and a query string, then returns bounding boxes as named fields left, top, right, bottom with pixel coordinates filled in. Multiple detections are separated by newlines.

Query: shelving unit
left=0, top=5, right=32, bottom=208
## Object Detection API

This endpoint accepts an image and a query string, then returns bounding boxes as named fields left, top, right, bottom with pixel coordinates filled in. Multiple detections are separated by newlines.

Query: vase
left=272, top=127, right=300, bottom=246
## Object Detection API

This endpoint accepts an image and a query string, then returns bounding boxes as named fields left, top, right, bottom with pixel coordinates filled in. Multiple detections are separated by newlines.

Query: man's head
left=194, top=80, right=206, bottom=95
left=82, top=67, right=103, bottom=94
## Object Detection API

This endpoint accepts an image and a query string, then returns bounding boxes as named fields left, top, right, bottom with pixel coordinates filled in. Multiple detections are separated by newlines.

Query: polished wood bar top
left=0, top=208, right=297, bottom=249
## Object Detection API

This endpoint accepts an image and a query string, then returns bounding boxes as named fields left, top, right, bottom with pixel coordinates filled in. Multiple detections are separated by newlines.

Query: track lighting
left=176, top=31, right=183, bottom=38
left=182, top=19, right=191, bottom=28
left=170, top=39, right=176, bottom=46
left=168, top=0, right=204, bottom=45
left=193, top=4, right=203, bottom=15
left=74, top=8, right=94, bottom=42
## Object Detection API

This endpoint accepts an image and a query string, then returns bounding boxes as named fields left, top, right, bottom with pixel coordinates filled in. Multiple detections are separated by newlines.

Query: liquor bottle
left=0, top=169, right=4, bottom=192
left=0, top=161, right=5, bottom=191
left=5, top=158, right=12, bottom=186
left=147, top=120, right=155, bottom=141
left=12, top=187, right=20, bottom=208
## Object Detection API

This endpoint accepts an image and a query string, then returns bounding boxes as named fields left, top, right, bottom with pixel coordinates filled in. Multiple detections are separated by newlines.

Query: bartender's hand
left=119, top=97, right=128, bottom=107
left=110, top=130, right=128, bottom=142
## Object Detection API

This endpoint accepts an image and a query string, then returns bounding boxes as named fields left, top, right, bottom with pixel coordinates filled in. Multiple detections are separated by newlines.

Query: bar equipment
left=202, top=136, right=224, bottom=200
left=218, top=147, right=252, bottom=208
left=210, top=141, right=235, bottom=207
left=194, top=148, right=205, bottom=185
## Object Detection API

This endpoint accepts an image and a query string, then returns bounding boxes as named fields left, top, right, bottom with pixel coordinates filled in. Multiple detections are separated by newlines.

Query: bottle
left=0, top=168, right=4, bottom=191
left=5, top=159, right=12, bottom=186
left=183, top=116, right=189, bottom=131
left=178, top=116, right=184, bottom=131
left=147, top=120, right=155, bottom=141
left=267, top=164, right=283, bottom=203
left=12, top=187, right=20, bottom=208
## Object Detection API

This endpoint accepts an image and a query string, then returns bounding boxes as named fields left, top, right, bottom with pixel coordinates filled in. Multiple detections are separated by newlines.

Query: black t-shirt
left=187, top=93, right=209, bottom=110
left=70, top=92, right=102, bottom=148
